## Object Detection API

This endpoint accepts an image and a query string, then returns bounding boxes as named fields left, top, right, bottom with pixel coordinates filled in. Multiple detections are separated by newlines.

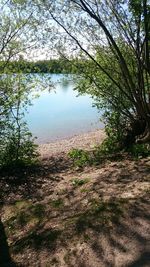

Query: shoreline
left=38, top=129, right=106, bottom=158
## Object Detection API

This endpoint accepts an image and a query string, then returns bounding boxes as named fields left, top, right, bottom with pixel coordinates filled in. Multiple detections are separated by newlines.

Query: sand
left=38, top=129, right=106, bottom=158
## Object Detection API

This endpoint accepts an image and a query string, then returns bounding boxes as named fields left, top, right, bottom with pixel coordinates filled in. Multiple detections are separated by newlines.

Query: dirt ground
left=0, top=130, right=150, bottom=267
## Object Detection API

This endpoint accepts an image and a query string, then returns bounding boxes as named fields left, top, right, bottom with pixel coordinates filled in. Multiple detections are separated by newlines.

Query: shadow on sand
left=0, top=218, right=18, bottom=267
left=0, top=155, right=150, bottom=266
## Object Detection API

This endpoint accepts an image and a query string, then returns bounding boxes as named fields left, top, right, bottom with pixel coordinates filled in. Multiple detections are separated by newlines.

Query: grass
left=30, top=203, right=45, bottom=218
left=15, top=200, right=31, bottom=209
left=75, top=198, right=128, bottom=233
left=4, top=202, right=46, bottom=235
left=4, top=195, right=128, bottom=241
left=50, top=198, right=64, bottom=208
left=71, top=178, right=90, bottom=187
left=80, top=188, right=90, bottom=193
left=12, top=229, right=61, bottom=253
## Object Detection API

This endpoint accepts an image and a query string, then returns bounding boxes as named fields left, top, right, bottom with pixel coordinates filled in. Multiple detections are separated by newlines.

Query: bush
left=0, top=133, right=39, bottom=169
left=127, top=143, right=150, bottom=159
left=68, top=148, right=91, bottom=167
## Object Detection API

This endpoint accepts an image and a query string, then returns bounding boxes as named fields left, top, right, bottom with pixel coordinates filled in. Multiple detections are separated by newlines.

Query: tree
left=39, top=0, right=150, bottom=145
left=0, top=3, right=42, bottom=265
left=0, top=0, right=40, bottom=168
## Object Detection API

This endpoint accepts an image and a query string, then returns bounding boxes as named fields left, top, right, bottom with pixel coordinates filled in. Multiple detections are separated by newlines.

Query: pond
left=26, top=74, right=103, bottom=143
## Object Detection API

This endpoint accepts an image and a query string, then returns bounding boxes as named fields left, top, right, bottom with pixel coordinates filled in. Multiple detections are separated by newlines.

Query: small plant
left=50, top=198, right=64, bottom=208
left=68, top=148, right=91, bottom=167
left=30, top=203, right=45, bottom=218
left=80, top=188, right=90, bottom=193
left=93, top=135, right=121, bottom=162
left=17, top=211, right=29, bottom=227
left=15, top=200, right=31, bottom=209
left=71, top=178, right=90, bottom=187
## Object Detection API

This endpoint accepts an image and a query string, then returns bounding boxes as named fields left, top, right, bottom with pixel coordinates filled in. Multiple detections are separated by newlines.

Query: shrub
left=68, top=148, right=91, bottom=167
left=127, top=143, right=150, bottom=158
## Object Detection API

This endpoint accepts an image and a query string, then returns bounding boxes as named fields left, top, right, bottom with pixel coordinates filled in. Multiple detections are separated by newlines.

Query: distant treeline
left=0, top=58, right=87, bottom=74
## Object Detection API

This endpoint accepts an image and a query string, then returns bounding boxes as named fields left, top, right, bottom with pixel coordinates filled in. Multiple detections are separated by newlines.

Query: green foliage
left=29, top=203, right=45, bottom=219
left=0, top=0, right=41, bottom=170
left=0, top=132, right=38, bottom=168
left=68, top=148, right=91, bottom=167
left=0, top=74, right=39, bottom=169
left=68, top=140, right=121, bottom=168
left=0, top=57, right=91, bottom=75
left=74, top=49, right=136, bottom=152
left=92, top=113, right=126, bottom=161
left=93, top=138, right=119, bottom=161
left=50, top=199, right=64, bottom=208
left=0, top=58, right=76, bottom=74
left=71, top=178, right=90, bottom=187
left=127, top=143, right=150, bottom=158
left=0, top=0, right=45, bottom=168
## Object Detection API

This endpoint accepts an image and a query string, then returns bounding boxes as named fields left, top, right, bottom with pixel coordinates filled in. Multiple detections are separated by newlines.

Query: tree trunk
left=123, top=118, right=149, bottom=147
left=137, top=119, right=150, bottom=143
left=0, top=218, right=16, bottom=266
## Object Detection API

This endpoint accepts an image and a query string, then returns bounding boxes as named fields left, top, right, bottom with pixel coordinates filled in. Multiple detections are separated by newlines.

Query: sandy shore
left=38, top=129, right=106, bottom=158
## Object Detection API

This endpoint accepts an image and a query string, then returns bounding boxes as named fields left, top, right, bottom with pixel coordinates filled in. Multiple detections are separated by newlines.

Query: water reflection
left=61, top=81, right=70, bottom=93
left=26, top=74, right=103, bottom=143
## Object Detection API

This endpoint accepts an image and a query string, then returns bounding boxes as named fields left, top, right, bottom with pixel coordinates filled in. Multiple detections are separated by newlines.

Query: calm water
left=26, top=74, right=103, bottom=143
